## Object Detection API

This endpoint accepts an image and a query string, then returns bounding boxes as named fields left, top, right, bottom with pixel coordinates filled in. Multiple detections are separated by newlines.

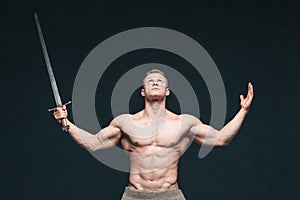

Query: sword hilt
left=48, top=101, right=72, bottom=112
left=61, top=118, right=70, bottom=132
left=49, top=101, right=72, bottom=132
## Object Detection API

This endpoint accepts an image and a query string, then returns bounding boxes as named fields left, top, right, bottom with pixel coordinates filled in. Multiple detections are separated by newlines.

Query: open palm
left=240, top=82, right=254, bottom=112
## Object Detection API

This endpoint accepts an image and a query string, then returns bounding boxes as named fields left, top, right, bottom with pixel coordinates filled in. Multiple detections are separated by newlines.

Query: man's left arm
left=189, top=82, right=254, bottom=146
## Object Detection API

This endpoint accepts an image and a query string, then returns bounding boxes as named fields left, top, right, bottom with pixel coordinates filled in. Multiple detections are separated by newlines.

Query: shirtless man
left=53, top=69, right=254, bottom=200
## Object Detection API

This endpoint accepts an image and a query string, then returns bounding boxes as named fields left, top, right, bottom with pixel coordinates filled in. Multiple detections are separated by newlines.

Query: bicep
left=189, top=121, right=209, bottom=143
left=189, top=119, right=220, bottom=146
left=97, top=125, right=121, bottom=142
left=95, top=120, right=122, bottom=149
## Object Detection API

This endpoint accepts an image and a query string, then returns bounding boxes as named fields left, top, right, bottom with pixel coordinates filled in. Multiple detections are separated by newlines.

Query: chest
left=121, top=119, right=189, bottom=147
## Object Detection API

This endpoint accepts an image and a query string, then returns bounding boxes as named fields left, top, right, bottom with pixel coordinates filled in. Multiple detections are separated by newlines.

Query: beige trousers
left=121, top=187, right=186, bottom=200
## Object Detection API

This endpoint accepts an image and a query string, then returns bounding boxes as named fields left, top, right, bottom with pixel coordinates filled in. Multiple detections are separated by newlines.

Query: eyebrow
left=143, top=75, right=168, bottom=85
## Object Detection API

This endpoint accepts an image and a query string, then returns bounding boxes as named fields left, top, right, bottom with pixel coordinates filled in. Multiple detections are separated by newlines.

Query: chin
left=147, top=95, right=164, bottom=101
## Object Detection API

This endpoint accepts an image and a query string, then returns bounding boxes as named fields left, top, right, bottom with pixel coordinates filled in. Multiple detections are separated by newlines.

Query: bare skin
left=54, top=72, right=254, bottom=191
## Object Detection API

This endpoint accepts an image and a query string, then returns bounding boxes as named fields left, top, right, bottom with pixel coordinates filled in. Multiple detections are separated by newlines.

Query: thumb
left=240, top=95, right=244, bottom=101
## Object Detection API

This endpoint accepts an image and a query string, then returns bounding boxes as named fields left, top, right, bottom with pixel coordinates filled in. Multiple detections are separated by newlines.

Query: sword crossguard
left=48, top=101, right=72, bottom=112
left=48, top=101, right=72, bottom=132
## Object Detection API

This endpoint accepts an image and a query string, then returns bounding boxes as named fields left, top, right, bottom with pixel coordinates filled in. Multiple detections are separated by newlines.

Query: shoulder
left=113, top=113, right=132, bottom=120
left=165, top=110, right=200, bottom=122
left=111, top=114, right=132, bottom=127
left=131, top=110, right=144, bottom=120
left=179, top=114, right=202, bottom=126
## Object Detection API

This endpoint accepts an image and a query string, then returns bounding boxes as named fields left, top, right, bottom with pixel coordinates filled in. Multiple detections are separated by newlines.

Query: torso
left=115, top=110, right=194, bottom=191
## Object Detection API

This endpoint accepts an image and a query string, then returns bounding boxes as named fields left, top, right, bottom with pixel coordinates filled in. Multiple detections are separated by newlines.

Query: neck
left=143, top=98, right=167, bottom=119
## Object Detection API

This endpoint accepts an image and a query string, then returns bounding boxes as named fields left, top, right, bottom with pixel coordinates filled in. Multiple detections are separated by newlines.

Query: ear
left=166, top=88, right=170, bottom=96
left=141, top=88, right=145, bottom=96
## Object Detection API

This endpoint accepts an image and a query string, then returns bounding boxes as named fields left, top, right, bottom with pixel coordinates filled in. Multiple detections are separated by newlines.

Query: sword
left=34, top=13, right=71, bottom=131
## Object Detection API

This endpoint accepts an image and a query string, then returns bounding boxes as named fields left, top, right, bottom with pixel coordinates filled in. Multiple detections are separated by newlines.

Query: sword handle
left=49, top=101, right=72, bottom=132
left=61, top=118, right=70, bottom=132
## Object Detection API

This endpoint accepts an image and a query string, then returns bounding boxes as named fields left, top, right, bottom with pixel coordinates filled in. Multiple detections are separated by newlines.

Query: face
left=142, top=73, right=169, bottom=98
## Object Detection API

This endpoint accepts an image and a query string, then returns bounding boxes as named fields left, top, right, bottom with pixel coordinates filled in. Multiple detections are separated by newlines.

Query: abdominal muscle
left=129, top=160, right=179, bottom=191
left=122, top=139, right=188, bottom=191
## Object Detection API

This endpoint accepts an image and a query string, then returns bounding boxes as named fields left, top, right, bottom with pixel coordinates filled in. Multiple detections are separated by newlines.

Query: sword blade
left=34, top=13, right=62, bottom=106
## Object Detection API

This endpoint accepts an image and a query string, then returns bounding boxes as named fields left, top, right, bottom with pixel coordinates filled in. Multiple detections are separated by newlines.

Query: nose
left=152, top=81, right=159, bottom=86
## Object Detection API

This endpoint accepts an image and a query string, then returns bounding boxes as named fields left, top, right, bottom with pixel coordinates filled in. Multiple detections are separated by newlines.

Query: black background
left=0, top=0, right=299, bottom=199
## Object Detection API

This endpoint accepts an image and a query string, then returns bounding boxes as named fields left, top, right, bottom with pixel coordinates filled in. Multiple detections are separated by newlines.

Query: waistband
left=121, top=186, right=186, bottom=200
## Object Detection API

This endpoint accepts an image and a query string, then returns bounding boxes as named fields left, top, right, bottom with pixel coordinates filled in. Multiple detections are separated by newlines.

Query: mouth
left=151, top=87, right=160, bottom=90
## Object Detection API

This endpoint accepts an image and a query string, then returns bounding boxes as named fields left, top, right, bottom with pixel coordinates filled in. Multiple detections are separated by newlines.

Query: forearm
left=65, top=119, right=121, bottom=152
left=53, top=106, right=120, bottom=151
left=193, top=83, right=253, bottom=146
left=65, top=119, right=101, bottom=152
left=219, top=108, right=248, bottom=145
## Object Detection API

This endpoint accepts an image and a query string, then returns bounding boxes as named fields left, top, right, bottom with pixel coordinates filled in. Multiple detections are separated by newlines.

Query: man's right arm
left=53, top=106, right=122, bottom=152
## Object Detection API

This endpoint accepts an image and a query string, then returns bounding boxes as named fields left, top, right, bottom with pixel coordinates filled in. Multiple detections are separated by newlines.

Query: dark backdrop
left=0, top=0, right=299, bottom=199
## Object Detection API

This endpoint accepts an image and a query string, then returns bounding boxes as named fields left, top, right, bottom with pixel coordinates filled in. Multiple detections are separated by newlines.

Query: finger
left=247, top=83, right=254, bottom=97
left=55, top=115, right=66, bottom=121
left=247, top=82, right=251, bottom=92
left=250, top=83, right=254, bottom=96
left=54, top=110, right=63, bottom=116
left=62, top=105, right=67, bottom=110
left=240, top=95, right=244, bottom=101
left=53, top=112, right=62, bottom=119
left=55, top=111, right=66, bottom=118
left=55, top=107, right=63, bottom=111
left=54, top=113, right=61, bottom=119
